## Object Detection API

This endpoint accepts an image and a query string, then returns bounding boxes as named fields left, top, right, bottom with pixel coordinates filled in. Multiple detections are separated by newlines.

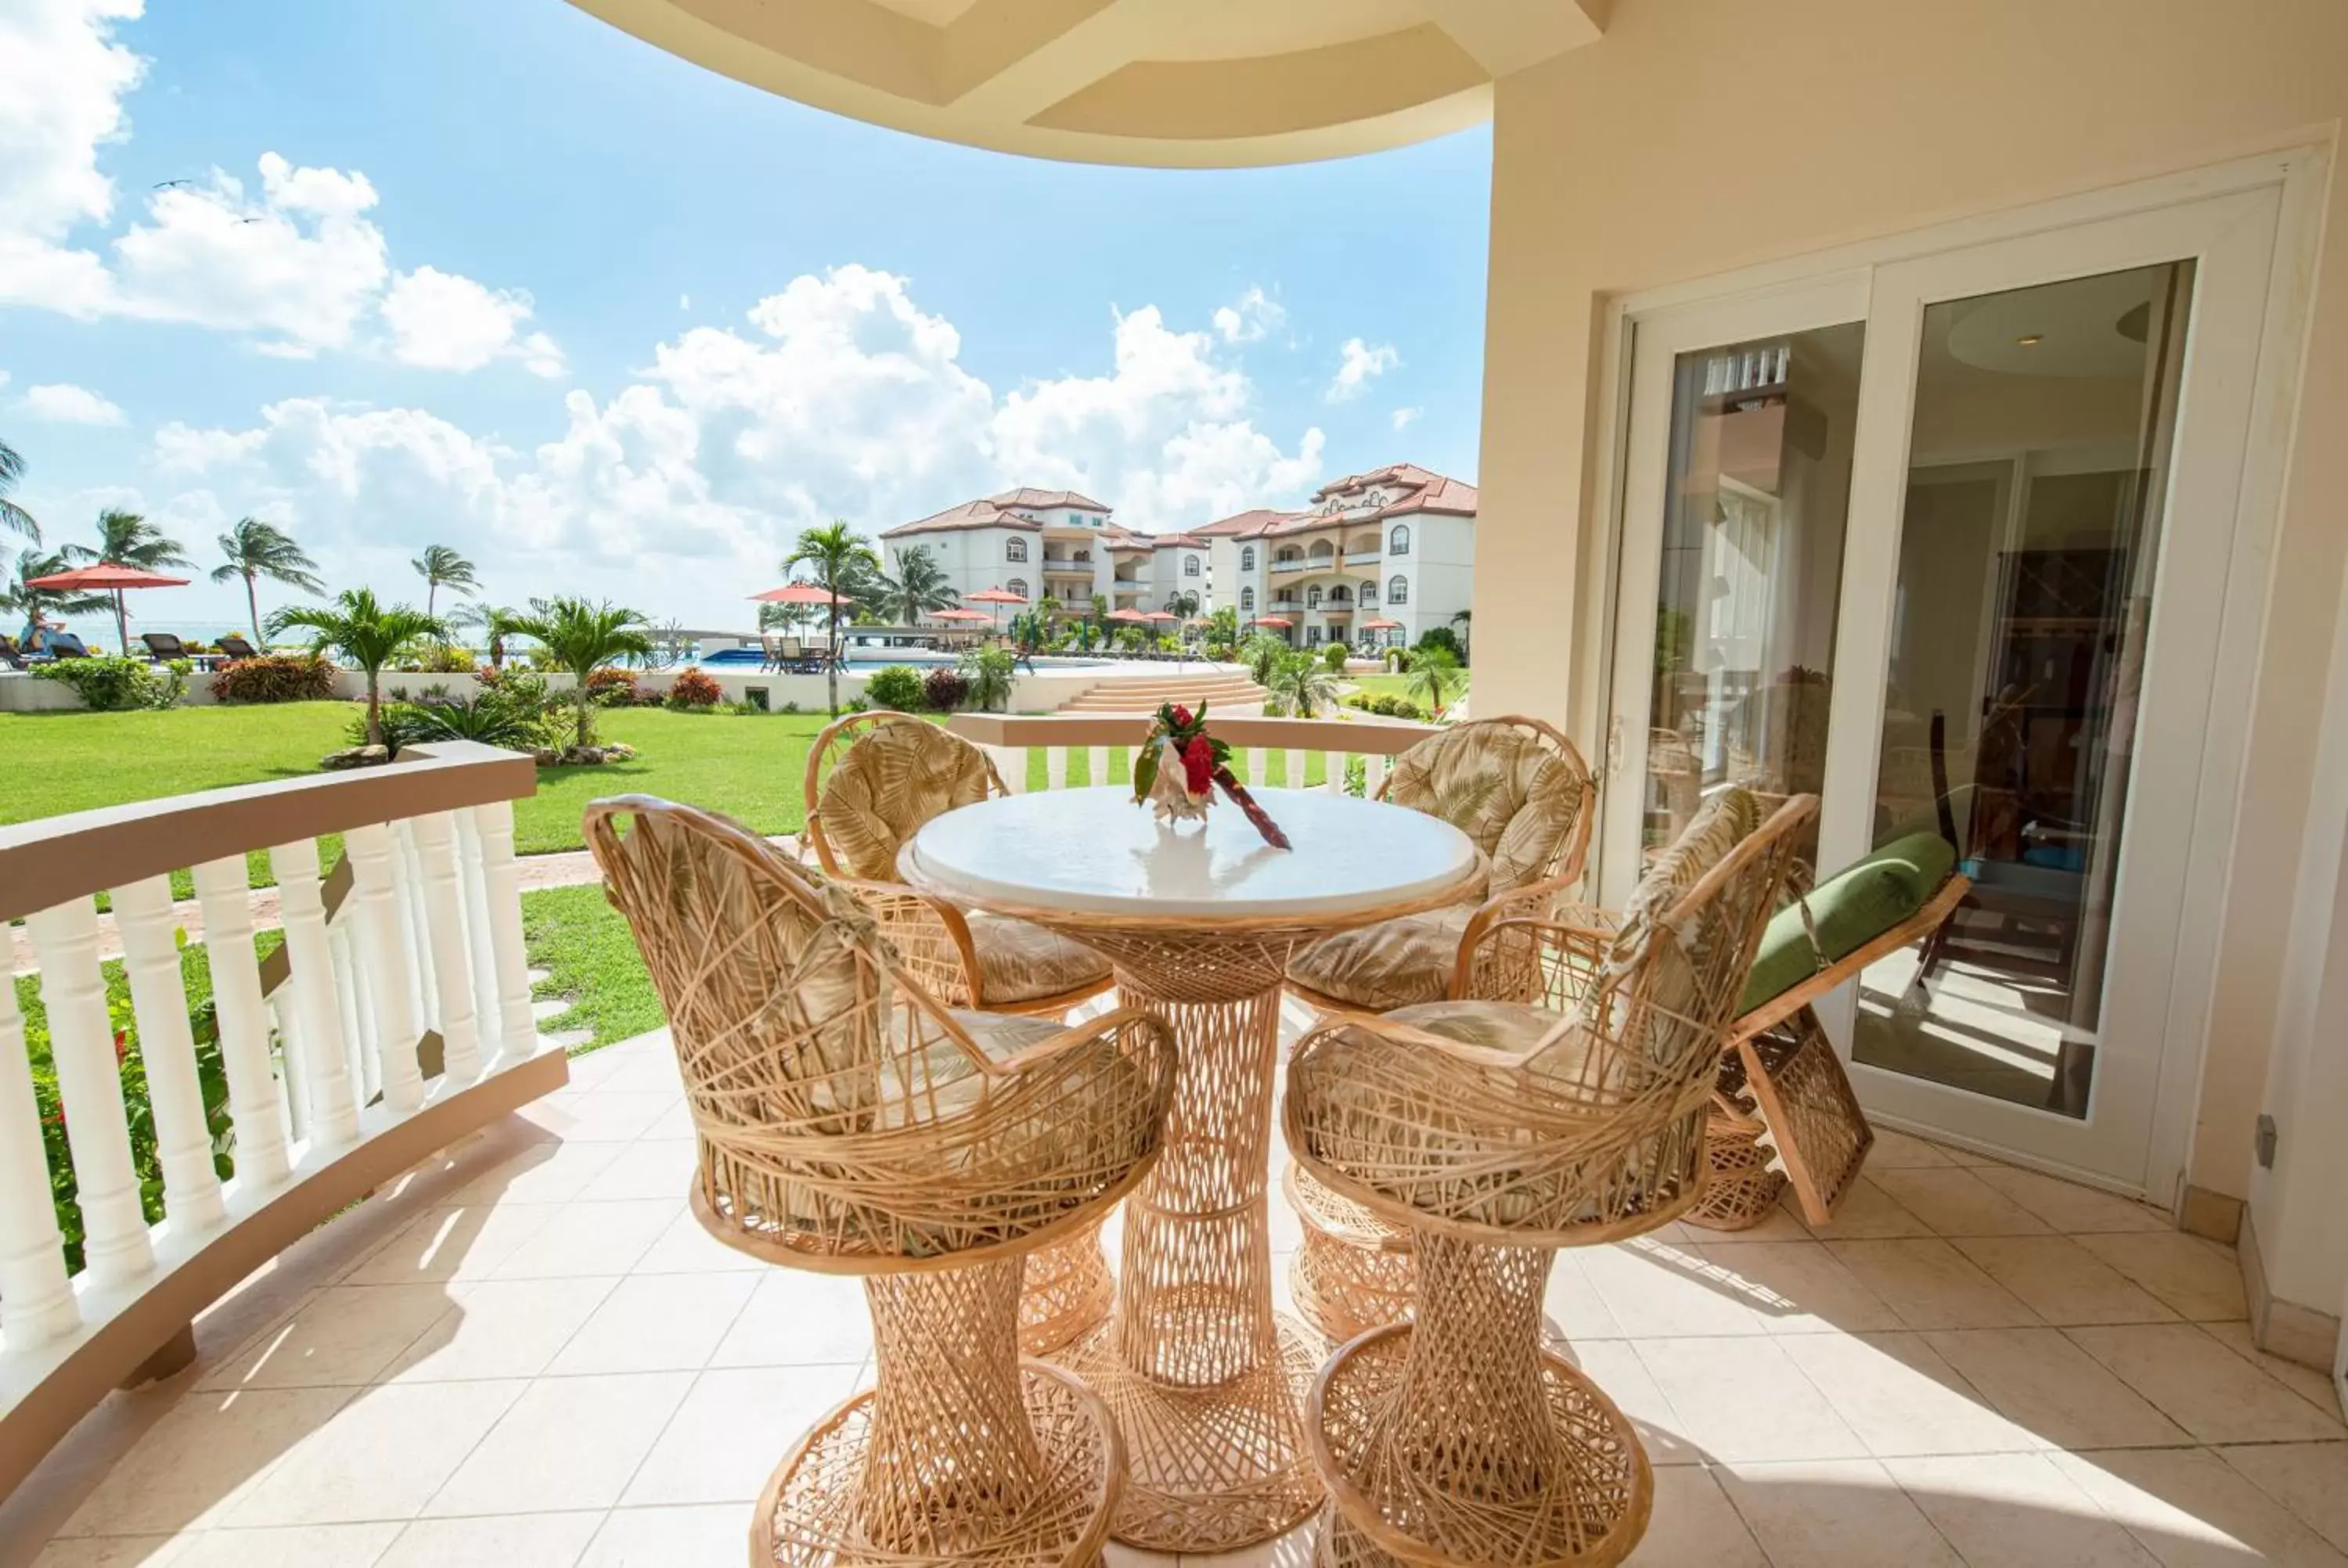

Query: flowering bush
left=585, top=667, right=642, bottom=707
left=210, top=653, right=340, bottom=704
left=664, top=667, right=724, bottom=710
left=921, top=667, right=969, bottom=711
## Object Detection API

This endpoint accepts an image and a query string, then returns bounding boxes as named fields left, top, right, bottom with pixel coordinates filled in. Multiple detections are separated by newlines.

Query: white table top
left=899, top=786, right=1482, bottom=922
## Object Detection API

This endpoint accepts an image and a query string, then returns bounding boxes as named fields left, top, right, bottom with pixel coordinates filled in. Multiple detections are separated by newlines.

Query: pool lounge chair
left=216, top=634, right=259, bottom=660
left=141, top=631, right=208, bottom=667
left=0, top=636, right=26, bottom=671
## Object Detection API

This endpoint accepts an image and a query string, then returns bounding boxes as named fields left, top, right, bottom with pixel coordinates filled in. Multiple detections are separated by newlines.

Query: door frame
left=1581, top=144, right=2331, bottom=1205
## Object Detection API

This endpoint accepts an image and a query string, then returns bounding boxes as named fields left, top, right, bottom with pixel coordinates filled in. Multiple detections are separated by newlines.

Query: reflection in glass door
left=1636, top=323, right=1866, bottom=867
left=1853, top=262, right=2195, bottom=1117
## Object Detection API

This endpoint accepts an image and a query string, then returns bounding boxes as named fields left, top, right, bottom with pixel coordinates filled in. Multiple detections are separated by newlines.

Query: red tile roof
left=1150, top=532, right=1209, bottom=549
left=1194, top=507, right=1302, bottom=539
left=1305, top=462, right=1477, bottom=521
left=880, top=498, right=1040, bottom=538
left=986, top=487, right=1111, bottom=513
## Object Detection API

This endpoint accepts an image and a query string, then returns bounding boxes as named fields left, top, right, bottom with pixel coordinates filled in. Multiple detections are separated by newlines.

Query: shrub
left=1413, top=626, right=1464, bottom=662
left=33, top=656, right=189, bottom=711
left=585, top=667, right=641, bottom=707
left=211, top=652, right=339, bottom=704
left=1345, top=691, right=1431, bottom=722
left=664, top=667, right=724, bottom=710
left=922, top=667, right=970, bottom=712
left=863, top=664, right=927, bottom=713
left=958, top=644, right=1016, bottom=714
left=1322, top=642, right=1349, bottom=673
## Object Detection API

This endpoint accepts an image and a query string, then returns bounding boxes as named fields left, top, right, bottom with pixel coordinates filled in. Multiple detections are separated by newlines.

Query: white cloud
left=20, top=381, right=125, bottom=425
left=383, top=266, right=564, bottom=376
left=1391, top=405, right=1422, bottom=431
left=1327, top=337, right=1399, bottom=401
left=0, top=2, right=559, bottom=372
left=146, top=268, right=1326, bottom=618
left=1212, top=285, right=1285, bottom=344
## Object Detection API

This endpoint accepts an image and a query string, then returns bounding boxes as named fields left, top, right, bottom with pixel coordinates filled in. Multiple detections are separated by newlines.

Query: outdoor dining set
left=584, top=707, right=1969, bottom=1567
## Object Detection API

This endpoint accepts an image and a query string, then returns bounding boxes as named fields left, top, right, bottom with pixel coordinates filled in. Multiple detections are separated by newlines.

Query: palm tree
left=411, top=545, right=480, bottom=617
left=508, top=597, right=654, bottom=750
left=1406, top=644, right=1463, bottom=719
left=783, top=520, right=883, bottom=715
left=2, top=548, right=110, bottom=633
left=1, top=436, right=40, bottom=542
left=211, top=517, right=325, bottom=646
left=1449, top=607, right=1472, bottom=664
left=64, top=509, right=193, bottom=655
left=877, top=545, right=958, bottom=627
left=268, top=588, right=446, bottom=749
left=448, top=601, right=528, bottom=667
left=1162, top=588, right=1201, bottom=621
left=1266, top=648, right=1339, bottom=717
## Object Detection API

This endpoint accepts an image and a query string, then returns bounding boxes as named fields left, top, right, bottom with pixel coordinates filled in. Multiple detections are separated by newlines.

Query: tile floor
left=11, top=1027, right=2347, bottom=1568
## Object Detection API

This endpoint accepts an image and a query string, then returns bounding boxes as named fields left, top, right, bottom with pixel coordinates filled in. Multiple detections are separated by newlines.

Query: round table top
left=899, top=786, right=1482, bottom=923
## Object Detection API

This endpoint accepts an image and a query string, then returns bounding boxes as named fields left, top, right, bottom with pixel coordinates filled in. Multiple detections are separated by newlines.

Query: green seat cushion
left=1739, top=831, right=1957, bottom=1014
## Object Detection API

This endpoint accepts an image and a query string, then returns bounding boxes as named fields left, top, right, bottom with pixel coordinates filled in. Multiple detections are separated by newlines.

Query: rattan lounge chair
left=588, top=796, right=1176, bottom=1568
left=803, top=710, right=1121, bottom=1354
left=1284, top=790, right=1811, bottom=1566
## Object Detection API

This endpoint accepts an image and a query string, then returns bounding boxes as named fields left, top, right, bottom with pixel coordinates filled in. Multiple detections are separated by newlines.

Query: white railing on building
left=0, top=739, right=565, bottom=1499
left=942, top=711, right=1438, bottom=801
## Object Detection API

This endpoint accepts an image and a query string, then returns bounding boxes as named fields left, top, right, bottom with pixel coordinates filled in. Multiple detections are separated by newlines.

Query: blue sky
left=2, top=0, right=1491, bottom=635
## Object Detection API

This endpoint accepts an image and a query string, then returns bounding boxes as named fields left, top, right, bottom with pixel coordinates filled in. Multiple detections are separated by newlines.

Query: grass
left=521, top=883, right=664, bottom=1052
left=1345, top=671, right=1471, bottom=707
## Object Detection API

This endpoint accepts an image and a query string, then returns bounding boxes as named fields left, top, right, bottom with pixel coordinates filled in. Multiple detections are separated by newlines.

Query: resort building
left=1200, top=465, right=1476, bottom=648
left=877, top=489, right=1209, bottom=618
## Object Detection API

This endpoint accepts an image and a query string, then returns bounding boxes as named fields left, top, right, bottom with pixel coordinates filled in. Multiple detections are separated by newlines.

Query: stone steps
left=1056, top=672, right=1269, bottom=714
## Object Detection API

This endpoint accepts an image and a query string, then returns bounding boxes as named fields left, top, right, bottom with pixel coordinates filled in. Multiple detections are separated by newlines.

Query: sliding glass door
left=1605, top=187, right=2282, bottom=1190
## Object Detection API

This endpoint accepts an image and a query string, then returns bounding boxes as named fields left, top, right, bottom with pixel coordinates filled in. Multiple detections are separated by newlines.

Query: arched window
left=1389, top=524, right=1410, bottom=555
left=1006, top=577, right=1028, bottom=601
left=1387, top=575, right=1409, bottom=606
left=1306, top=585, right=1323, bottom=608
left=1361, top=580, right=1378, bottom=604
left=1241, top=588, right=1255, bottom=612
left=1184, top=555, right=1200, bottom=577
left=1240, top=545, right=1255, bottom=571
left=1005, top=536, right=1028, bottom=562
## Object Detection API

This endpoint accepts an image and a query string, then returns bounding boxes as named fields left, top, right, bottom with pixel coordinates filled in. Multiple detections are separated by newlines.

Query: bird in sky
left=153, top=178, right=192, bottom=189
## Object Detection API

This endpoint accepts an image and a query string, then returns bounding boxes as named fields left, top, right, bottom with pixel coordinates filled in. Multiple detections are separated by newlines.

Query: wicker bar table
left=902, top=786, right=1485, bottom=1553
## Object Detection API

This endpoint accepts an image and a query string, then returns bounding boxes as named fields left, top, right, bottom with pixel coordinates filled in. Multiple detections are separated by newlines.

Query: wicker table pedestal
left=903, top=786, right=1486, bottom=1553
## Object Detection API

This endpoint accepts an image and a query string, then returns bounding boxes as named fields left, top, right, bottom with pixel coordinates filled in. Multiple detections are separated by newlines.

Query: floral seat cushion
left=818, top=717, right=996, bottom=879
left=1285, top=904, right=1475, bottom=1009
left=1384, top=723, right=1587, bottom=894
left=967, top=912, right=1112, bottom=1005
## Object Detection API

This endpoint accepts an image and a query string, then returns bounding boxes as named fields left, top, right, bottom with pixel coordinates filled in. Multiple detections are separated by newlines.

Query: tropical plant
left=0, top=434, right=40, bottom=541
left=210, top=517, right=324, bottom=645
left=922, top=667, right=969, bottom=711
left=1202, top=605, right=1240, bottom=659
left=210, top=653, right=339, bottom=704
left=1322, top=641, right=1349, bottom=673
left=411, top=545, right=480, bottom=617
left=31, top=656, right=189, bottom=711
left=268, top=588, right=447, bottom=749
left=863, top=664, right=927, bottom=712
left=1162, top=588, right=1201, bottom=621
left=64, top=509, right=193, bottom=655
left=645, top=617, right=691, bottom=669
left=664, top=668, right=723, bottom=710
left=448, top=602, right=529, bottom=668
left=958, top=642, right=1017, bottom=714
left=783, top=520, right=884, bottom=714
left=1346, top=690, right=1431, bottom=721
left=1266, top=648, right=1339, bottom=718
left=1449, top=606, right=1472, bottom=664
left=367, top=687, right=554, bottom=755
left=1406, top=644, right=1464, bottom=718
left=2, top=548, right=108, bottom=630
left=1413, top=625, right=1464, bottom=663
left=585, top=667, right=643, bottom=707
left=508, top=597, right=654, bottom=747
left=1240, top=631, right=1288, bottom=687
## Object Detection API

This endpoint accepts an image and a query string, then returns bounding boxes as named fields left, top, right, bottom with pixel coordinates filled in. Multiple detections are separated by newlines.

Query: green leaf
left=1133, top=743, right=1158, bottom=802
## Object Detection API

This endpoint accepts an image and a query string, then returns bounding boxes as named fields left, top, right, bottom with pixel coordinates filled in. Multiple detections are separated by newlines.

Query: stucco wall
left=1475, top=0, right=2348, bottom=1279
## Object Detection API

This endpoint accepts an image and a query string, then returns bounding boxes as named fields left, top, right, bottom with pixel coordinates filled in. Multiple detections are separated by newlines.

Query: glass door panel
left=1852, top=263, right=2195, bottom=1118
left=1635, top=322, right=1866, bottom=868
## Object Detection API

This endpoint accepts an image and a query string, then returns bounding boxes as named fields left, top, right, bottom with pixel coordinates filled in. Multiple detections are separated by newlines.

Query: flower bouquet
left=1133, top=701, right=1291, bottom=849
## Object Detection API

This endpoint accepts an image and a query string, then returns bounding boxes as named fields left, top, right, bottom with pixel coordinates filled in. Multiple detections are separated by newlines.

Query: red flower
left=1182, top=735, right=1215, bottom=797
left=1171, top=704, right=1194, bottom=732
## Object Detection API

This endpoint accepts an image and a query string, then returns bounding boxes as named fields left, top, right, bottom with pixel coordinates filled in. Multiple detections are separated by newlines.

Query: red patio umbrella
left=1359, top=617, right=1403, bottom=629
left=930, top=607, right=991, bottom=622
left=1104, top=609, right=1151, bottom=623
left=1252, top=615, right=1293, bottom=628
left=750, top=583, right=848, bottom=605
left=27, top=563, right=191, bottom=657
left=964, top=585, right=1028, bottom=633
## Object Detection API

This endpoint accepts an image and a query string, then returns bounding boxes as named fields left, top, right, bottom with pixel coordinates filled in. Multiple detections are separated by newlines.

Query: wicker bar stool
left=803, top=710, right=1119, bottom=1355
left=587, top=797, right=1177, bottom=1568
left=1281, top=717, right=1597, bottom=1347
left=1284, top=791, right=1812, bottom=1568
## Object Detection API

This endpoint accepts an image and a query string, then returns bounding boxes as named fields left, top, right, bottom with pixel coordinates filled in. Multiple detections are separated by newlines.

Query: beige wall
left=1476, top=0, right=2348, bottom=1233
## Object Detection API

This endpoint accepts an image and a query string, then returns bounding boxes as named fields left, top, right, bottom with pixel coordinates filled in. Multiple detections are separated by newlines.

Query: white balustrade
left=0, top=975, right=77, bottom=1346
left=23, top=900, right=154, bottom=1284
left=410, top=811, right=484, bottom=1084
left=474, top=800, right=538, bottom=1069
left=456, top=811, right=505, bottom=1063
left=272, top=837, right=358, bottom=1145
left=109, top=877, right=228, bottom=1229
left=1045, top=746, right=1068, bottom=791
left=344, top=822, right=425, bottom=1113
left=393, top=821, right=438, bottom=1035
left=1088, top=746, right=1111, bottom=789
left=189, top=858, right=291, bottom=1186
left=1285, top=748, right=1306, bottom=789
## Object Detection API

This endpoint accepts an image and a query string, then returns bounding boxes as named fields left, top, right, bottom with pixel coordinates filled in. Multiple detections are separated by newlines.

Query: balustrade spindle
left=992, top=746, right=1027, bottom=794
left=410, top=811, right=484, bottom=1084
left=266, top=991, right=309, bottom=1144
left=23, top=900, right=154, bottom=1284
left=473, top=801, right=538, bottom=1069
left=393, top=822, right=438, bottom=1033
left=344, top=824, right=423, bottom=1113
left=0, top=971, right=78, bottom=1345
left=455, top=812, right=504, bottom=1063
left=328, top=922, right=375, bottom=1105
left=271, top=838, right=358, bottom=1145
left=1365, top=753, right=1388, bottom=797
left=109, top=877, right=228, bottom=1228
left=1248, top=746, right=1267, bottom=788
left=1323, top=753, right=1345, bottom=794
left=1286, top=749, right=1306, bottom=790
left=1089, top=746, right=1110, bottom=789
left=1045, top=747, right=1068, bottom=791
left=189, top=858, right=291, bottom=1185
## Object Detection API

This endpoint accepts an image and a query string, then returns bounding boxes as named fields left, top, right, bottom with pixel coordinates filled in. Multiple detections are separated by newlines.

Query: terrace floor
left=9, top=1022, right=2347, bottom=1567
